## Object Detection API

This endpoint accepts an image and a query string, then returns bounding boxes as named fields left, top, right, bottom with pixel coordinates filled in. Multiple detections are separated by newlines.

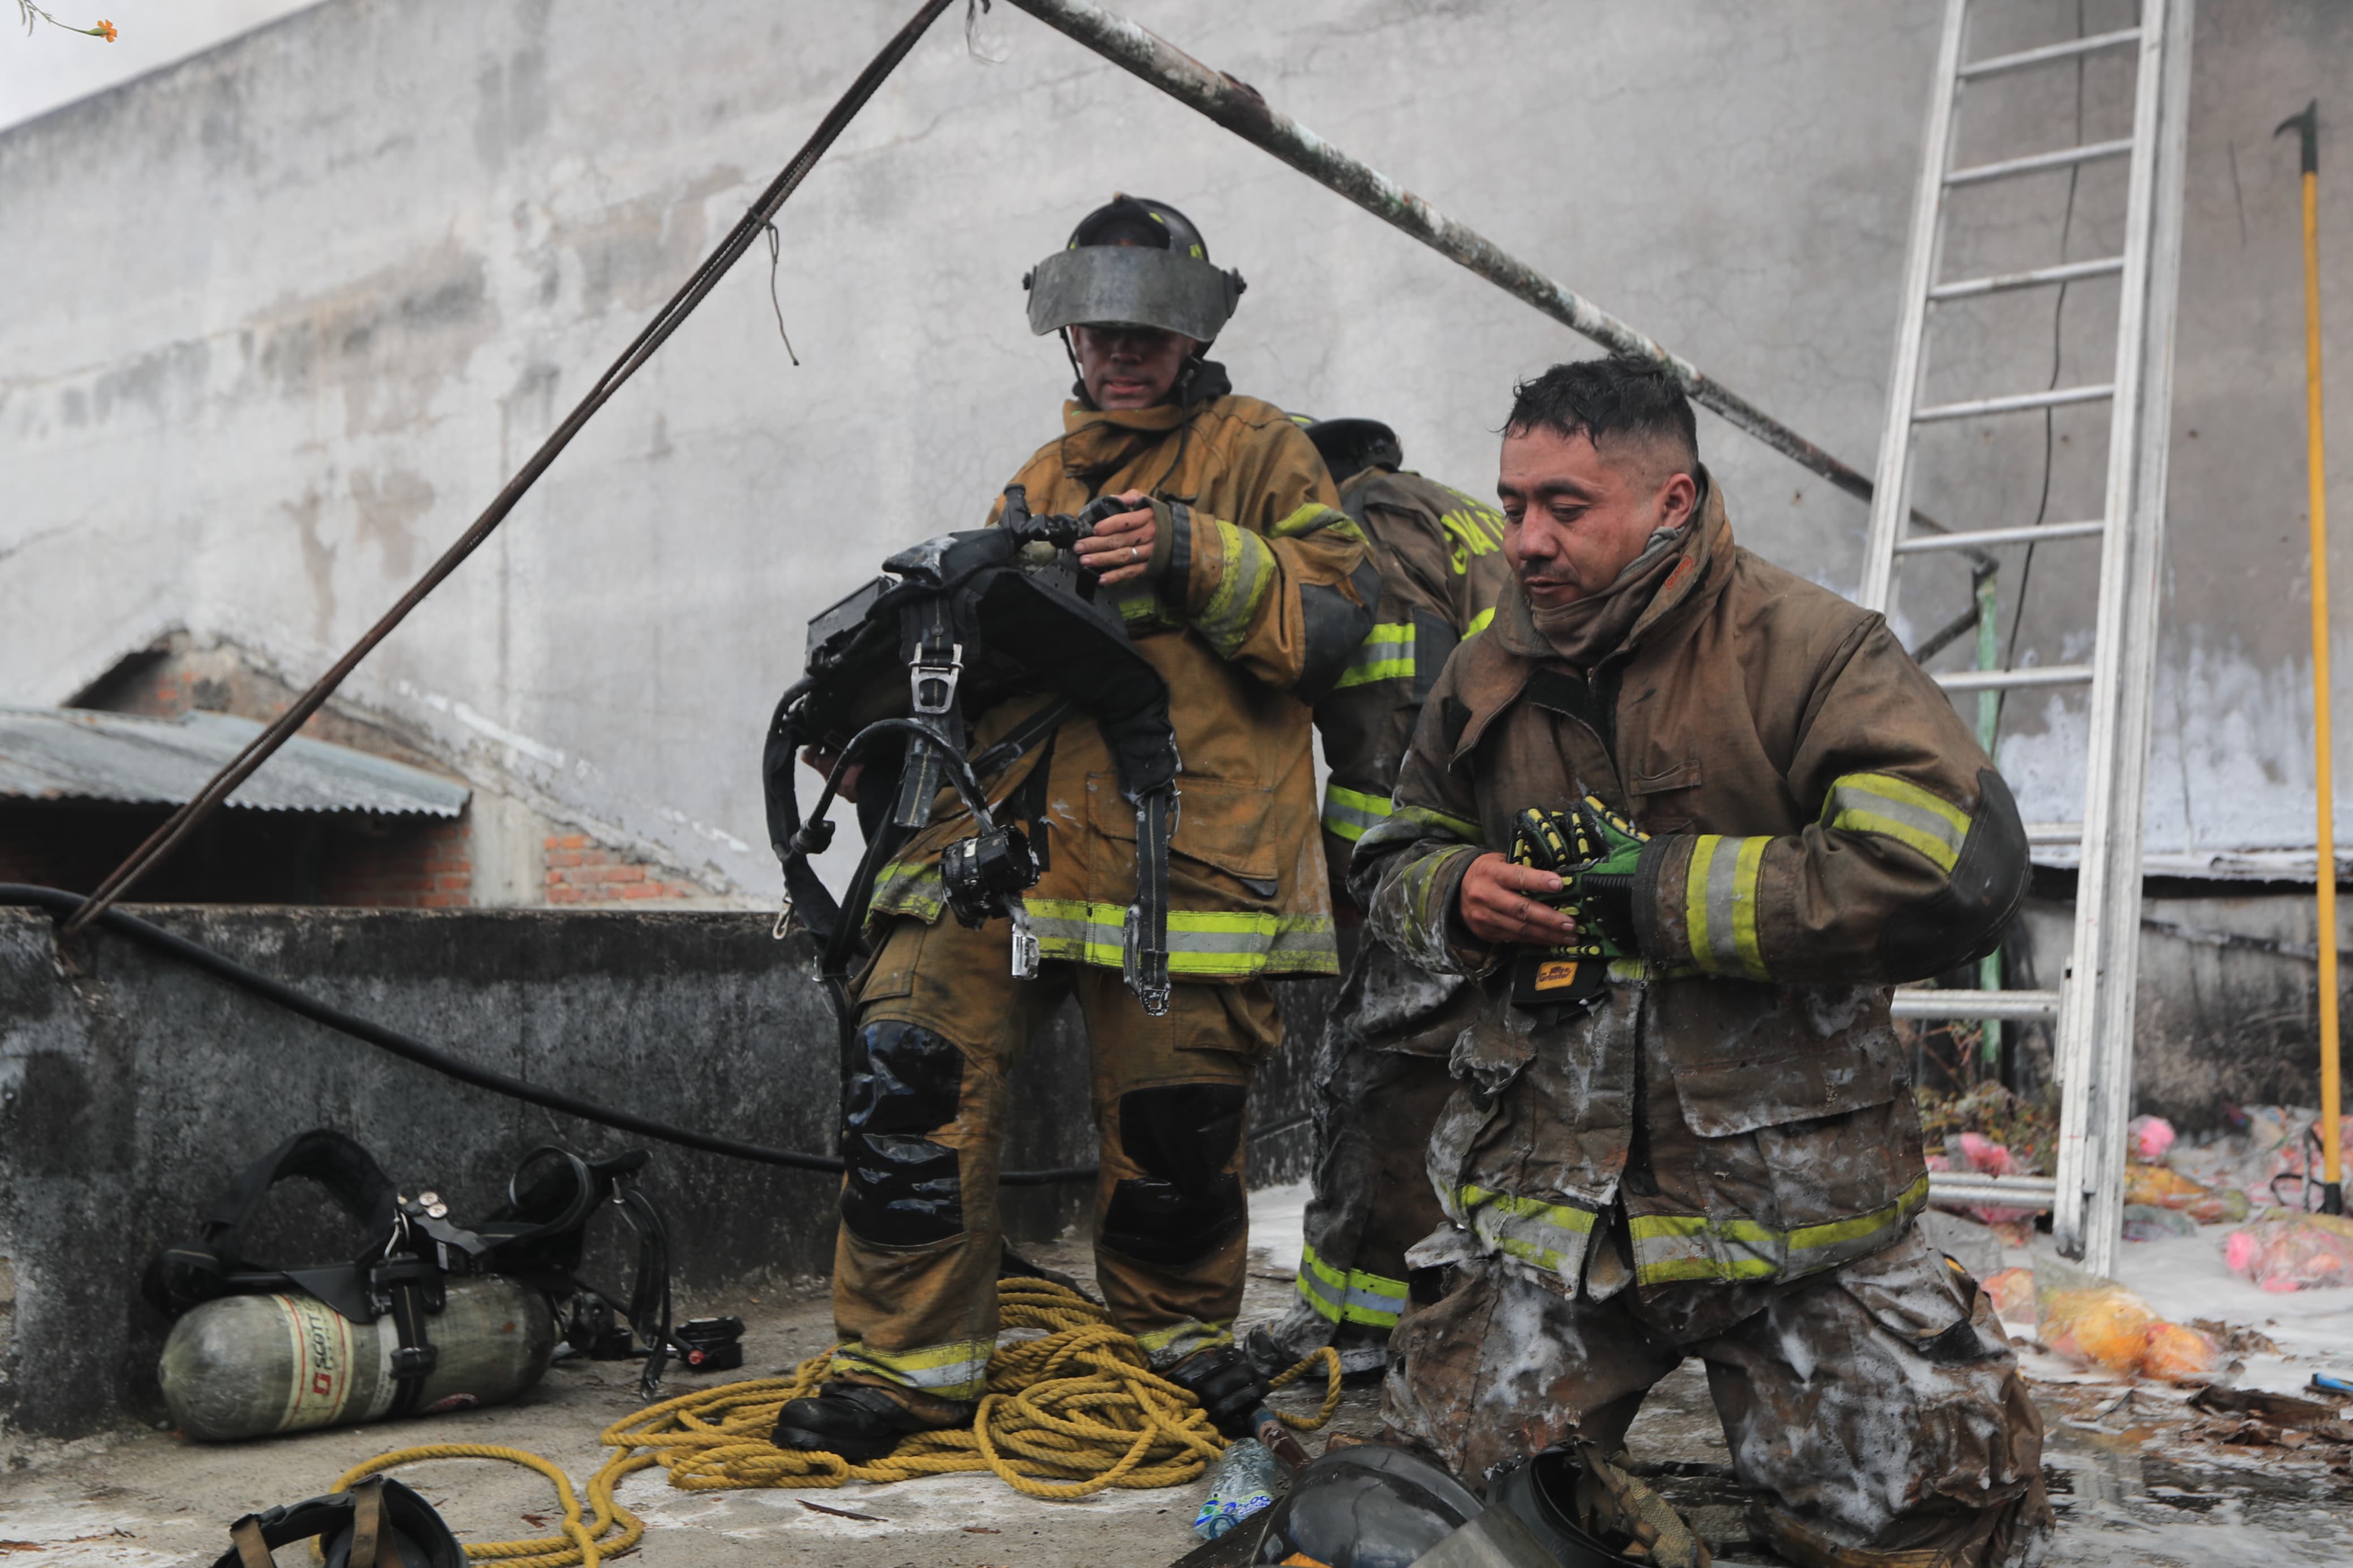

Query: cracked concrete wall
left=1, top=0, right=2349, bottom=892
left=0, top=904, right=1325, bottom=1438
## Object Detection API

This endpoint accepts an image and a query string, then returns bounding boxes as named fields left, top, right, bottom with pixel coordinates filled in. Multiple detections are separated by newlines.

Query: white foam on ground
left=1247, top=1180, right=1310, bottom=1281
left=2105, top=1228, right=2353, bottom=1394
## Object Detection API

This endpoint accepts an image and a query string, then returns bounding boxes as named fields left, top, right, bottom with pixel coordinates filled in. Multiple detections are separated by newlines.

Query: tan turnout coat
left=867, top=387, right=1370, bottom=980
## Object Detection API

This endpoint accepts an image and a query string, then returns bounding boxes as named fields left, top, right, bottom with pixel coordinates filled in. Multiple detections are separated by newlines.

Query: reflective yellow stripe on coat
left=1022, top=899, right=1337, bottom=977
left=831, top=1337, right=993, bottom=1401
left=1294, top=1241, right=1410, bottom=1328
left=1320, top=783, right=1393, bottom=844
left=1455, top=1184, right=1601, bottom=1283
left=1821, top=772, right=1971, bottom=874
left=1681, top=834, right=1770, bottom=980
left=1333, top=622, right=1415, bottom=690
left=1627, top=1174, right=1930, bottom=1288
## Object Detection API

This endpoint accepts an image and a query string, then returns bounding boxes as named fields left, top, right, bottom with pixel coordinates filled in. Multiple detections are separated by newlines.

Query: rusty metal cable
left=1002, top=0, right=1994, bottom=581
left=62, top=0, right=958, bottom=936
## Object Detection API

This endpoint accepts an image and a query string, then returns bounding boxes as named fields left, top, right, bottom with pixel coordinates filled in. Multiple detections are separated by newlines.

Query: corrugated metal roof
left=0, top=708, right=470, bottom=817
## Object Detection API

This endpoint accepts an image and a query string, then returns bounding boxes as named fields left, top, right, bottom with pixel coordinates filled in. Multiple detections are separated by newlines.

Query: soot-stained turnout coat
left=1354, top=474, right=2029, bottom=1294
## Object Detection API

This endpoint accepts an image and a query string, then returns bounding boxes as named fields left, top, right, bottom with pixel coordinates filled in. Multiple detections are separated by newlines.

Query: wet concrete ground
left=3, top=1198, right=2349, bottom=1565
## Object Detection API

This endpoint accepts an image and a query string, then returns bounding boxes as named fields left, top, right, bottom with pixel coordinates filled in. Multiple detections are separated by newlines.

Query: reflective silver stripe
left=1458, top=1185, right=1600, bottom=1282
left=1627, top=1175, right=1932, bottom=1287
left=1334, top=623, right=1415, bottom=690
left=1195, top=520, right=1275, bottom=655
left=1296, top=1243, right=1407, bottom=1327
left=1321, top=783, right=1391, bottom=843
left=1822, top=774, right=1970, bottom=874
left=830, top=1339, right=993, bottom=1397
left=1023, top=899, right=1338, bottom=975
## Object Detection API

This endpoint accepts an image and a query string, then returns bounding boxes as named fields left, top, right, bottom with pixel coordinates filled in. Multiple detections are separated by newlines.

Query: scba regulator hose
left=0, top=884, right=1106, bottom=1186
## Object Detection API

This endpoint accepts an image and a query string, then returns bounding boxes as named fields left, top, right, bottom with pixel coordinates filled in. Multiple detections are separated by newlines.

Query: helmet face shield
left=1025, top=244, right=1244, bottom=344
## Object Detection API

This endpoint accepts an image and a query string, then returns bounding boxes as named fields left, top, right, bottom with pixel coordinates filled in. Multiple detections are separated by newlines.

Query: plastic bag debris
left=2122, top=1160, right=2249, bottom=1225
left=1983, top=1266, right=2036, bottom=1333
left=2128, top=1113, right=2177, bottom=1164
left=2222, top=1210, right=2353, bottom=1293
left=2031, top=1254, right=2221, bottom=1380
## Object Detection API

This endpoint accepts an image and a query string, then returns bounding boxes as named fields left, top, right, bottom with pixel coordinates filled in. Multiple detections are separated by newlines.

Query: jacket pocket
left=1087, top=771, right=1278, bottom=883
left=1627, top=757, right=1702, bottom=832
left=1654, top=983, right=1902, bottom=1138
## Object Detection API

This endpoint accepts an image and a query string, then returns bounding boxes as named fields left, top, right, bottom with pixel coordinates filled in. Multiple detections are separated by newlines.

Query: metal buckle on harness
left=910, top=643, right=963, bottom=716
left=1009, top=902, right=1040, bottom=979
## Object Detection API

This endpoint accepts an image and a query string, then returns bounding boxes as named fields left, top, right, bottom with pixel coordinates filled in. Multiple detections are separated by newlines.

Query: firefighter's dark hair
left=1505, top=356, right=1699, bottom=481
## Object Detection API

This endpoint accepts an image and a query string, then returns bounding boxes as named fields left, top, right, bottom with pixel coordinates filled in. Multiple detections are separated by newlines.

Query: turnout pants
left=829, top=914, right=1280, bottom=1401
left=1382, top=1225, right=2052, bottom=1568
left=1270, top=935, right=1476, bottom=1354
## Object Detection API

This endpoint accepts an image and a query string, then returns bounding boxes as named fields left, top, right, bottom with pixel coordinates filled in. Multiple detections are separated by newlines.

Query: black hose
left=1, top=885, right=1096, bottom=1186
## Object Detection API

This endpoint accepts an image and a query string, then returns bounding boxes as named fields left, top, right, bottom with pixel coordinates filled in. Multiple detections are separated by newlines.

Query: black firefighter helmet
left=1253, top=1445, right=1563, bottom=1568
left=1024, top=193, right=1247, bottom=345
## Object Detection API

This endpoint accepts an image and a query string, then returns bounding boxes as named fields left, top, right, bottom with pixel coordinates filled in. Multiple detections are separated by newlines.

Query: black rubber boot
left=1164, top=1343, right=1269, bottom=1439
left=771, top=1381, right=975, bottom=1462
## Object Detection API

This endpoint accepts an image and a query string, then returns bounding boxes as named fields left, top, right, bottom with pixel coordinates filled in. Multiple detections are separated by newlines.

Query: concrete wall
left=0, top=904, right=1325, bottom=1437
left=6, top=0, right=2349, bottom=902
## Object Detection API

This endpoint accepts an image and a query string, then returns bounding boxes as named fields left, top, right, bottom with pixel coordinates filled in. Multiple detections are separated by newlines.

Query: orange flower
left=94, top=19, right=117, bottom=41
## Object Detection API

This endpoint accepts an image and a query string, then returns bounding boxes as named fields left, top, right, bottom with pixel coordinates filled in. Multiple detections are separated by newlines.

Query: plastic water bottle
left=1192, top=1437, right=1279, bottom=1540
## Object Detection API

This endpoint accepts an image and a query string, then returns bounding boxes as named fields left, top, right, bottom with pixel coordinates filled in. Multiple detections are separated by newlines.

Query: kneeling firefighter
left=1249, top=417, right=1515, bottom=1380
left=768, top=195, right=1374, bottom=1459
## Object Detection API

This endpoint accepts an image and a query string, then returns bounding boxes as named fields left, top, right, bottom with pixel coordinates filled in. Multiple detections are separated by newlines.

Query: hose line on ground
left=0, top=884, right=1103, bottom=1186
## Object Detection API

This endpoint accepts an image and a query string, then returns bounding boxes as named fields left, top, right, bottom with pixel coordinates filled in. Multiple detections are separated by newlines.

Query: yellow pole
left=2281, top=100, right=2341, bottom=1211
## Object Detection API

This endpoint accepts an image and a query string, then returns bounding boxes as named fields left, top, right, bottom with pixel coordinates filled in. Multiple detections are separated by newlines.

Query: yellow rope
left=341, top=1280, right=1341, bottom=1563
left=326, top=1441, right=641, bottom=1568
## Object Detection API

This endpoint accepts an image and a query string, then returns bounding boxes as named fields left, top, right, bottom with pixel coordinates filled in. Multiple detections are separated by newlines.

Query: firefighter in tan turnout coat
left=1355, top=358, right=2049, bottom=1568
left=776, top=196, right=1372, bottom=1461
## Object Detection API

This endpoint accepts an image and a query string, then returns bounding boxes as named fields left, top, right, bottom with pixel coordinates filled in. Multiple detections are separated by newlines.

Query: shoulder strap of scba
left=144, top=1131, right=682, bottom=1403
left=767, top=502, right=1181, bottom=1014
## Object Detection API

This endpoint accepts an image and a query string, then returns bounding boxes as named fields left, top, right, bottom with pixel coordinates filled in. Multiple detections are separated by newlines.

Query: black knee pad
left=1100, top=1084, right=1247, bottom=1266
left=839, top=1020, right=966, bottom=1247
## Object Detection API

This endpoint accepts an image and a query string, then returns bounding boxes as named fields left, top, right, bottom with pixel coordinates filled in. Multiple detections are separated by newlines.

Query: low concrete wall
left=1995, top=881, right=2353, bottom=1132
left=0, top=906, right=1326, bottom=1439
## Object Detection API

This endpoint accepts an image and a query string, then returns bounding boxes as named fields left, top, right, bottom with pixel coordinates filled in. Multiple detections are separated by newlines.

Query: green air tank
left=158, top=1276, right=555, bottom=1441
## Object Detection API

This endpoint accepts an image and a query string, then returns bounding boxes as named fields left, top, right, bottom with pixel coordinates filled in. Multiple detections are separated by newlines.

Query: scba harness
left=764, top=484, right=1184, bottom=1024
left=145, top=1129, right=683, bottom=1402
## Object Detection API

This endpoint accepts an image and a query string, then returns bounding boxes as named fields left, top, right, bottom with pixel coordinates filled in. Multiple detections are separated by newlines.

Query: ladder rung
left=1934, top=664, right=2093, bottom=693
left=1956, top=27, right=2143, bottom=80
left=1895, top=520, right=2105, bottom=554
left=1928, top=1172, right=2058, bottom=1211
left=1893, top=988, right=2063, bottom=1022
left=1929, top=255, right=2125, bottom=301
left=1946, top=137, right=2135, bottom=187
left=1915, top=384, right=2113, bottom=422
left=2026, top=822, right=2084, bottom=846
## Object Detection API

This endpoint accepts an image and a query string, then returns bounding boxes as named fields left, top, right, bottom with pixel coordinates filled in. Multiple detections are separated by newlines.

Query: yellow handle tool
left=2280, top=99, right=2341, bottom=1213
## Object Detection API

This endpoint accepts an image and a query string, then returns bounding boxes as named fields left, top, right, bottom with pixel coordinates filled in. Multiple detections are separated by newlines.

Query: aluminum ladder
left=1858, top=0, right=2193, bottom=1275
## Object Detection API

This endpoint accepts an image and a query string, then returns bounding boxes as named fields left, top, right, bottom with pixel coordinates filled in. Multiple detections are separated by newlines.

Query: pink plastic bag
left=2127, top=1114, right=2176, bottom=1163
left=2222, top=1210, right=2353, bottom=1292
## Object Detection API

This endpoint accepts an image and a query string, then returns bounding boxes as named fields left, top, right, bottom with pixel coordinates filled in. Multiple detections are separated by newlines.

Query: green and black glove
left=1509, top=796, right=1648, bottom=958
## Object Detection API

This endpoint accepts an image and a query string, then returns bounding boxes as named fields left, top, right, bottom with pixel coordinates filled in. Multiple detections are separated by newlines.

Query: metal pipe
left=1002, top=0, right=1893, bottom=512
left=2279, top=98, right=2342, bottom=1213
left=58, top=0, right=960, bottom=935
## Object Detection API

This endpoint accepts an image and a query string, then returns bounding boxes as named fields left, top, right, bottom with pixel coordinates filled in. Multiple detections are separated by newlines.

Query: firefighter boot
left=772, top=1381, right=976, bottom=1463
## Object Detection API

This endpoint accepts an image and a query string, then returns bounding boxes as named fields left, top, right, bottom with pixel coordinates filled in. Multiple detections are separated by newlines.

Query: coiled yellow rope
left=340, top=1279, right=1340, bottom=1565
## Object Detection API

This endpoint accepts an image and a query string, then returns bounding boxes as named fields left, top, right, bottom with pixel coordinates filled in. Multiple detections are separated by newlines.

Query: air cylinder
left=159, top=1276, right=555, bottom=1441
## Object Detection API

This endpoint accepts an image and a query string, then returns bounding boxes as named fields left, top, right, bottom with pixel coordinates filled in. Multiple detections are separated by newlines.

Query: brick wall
left=542, top=833, right=701, bottom=904
left=318, top=816, right=474, bottom=909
